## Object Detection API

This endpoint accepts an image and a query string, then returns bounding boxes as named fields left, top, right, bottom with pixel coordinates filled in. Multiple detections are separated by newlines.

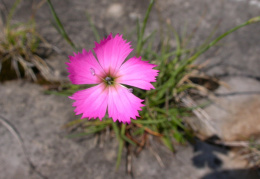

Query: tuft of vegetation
left=46, top=0, right=260, bottom=170
left=0, top=0, right=53, bottom=82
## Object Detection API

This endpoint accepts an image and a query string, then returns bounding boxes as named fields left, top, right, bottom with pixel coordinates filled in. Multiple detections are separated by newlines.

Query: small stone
left=107, top=3, right=123, bottom=18
left=129, top=12, right=141, bottom=21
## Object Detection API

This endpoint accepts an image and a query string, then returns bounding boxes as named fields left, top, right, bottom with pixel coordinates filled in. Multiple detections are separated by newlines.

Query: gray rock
left=203, top=77, right=260, bottom=141
left=106, top=3, right=124, bottom=19
left=1, top=0, right=260, bottom=178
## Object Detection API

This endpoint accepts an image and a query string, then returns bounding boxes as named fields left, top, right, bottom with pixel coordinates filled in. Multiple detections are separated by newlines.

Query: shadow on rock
left=201, top=168, right=260, bottom=179
left=192, top=136, right=228, bottom=170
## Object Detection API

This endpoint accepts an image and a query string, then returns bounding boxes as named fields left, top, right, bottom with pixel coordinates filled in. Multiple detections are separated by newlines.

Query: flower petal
left=116, top=57, right=159, bottom=90
left=93, top=33, right=133, bottom=76
left=66, top=49, right=105, bottom=85
left=70, top=83, right=108, bottom=120
left=108, top=85, right=144, bottom=123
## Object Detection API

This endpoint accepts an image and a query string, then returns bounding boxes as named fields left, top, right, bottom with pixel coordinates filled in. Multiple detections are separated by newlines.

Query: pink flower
left=67, top=34, right=158, bottom=123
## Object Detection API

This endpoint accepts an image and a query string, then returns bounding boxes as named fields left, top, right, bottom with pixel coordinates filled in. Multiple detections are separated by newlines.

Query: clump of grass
left=46, top=0, right=260, bottom=170
left=0, top=0, right=53, bottom=82
left=246, top=140, right=260, bottom=168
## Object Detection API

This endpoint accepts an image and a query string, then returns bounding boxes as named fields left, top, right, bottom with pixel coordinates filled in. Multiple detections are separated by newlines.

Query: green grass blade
left=142, top=30, right=157, bottom=46
left=118, top=124, right=136, bottom=145
left=136, top=18, right=141, bottom=55
left=136, top=0, right=154, bottom=55
left=112, top=122, right=120, bottom=140
left=64, top=118, right=83, bottom=128
left=46, top=0, right=77, bottom=51
left=132, top=128, right=144, bottom=136
left=183, top=16, right=260, bottom=70
left=66, top=125, right=107, bottom=138
left=115, top=124, right=126, bottom=170
left=116, top=136, right=124, bottom=170
left=140, top=0, right=154, bottom=39
left=121, top=135, right=136, bottom=146
left=161, top=135, right=174, bottom=152
left=6, top=0, right=21, bottom=28
left=171, top=26, right=182, bottom=66
left=132, top=119, right=167, bottom=124
left=86, top=11, right=100, bottom=41
left=85, top=119, right=113, bottom=126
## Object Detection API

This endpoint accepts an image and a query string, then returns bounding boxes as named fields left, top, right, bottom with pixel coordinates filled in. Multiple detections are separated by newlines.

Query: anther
left=105, top=76, right=113, bottom=85
left=105, top=77, right=112, bottom=81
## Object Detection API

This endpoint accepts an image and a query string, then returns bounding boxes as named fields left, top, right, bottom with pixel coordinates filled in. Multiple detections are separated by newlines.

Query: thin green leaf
left=84, top=119, right=113, bottom=126
left=136, top=0, right=154, bottom=55
left=161, top=135, right=174, bottom=152
left=112, top=122, right=120, bottom=140
left=6, top=0, right=21, bottom=28
left=85, top=11, right=100, bottom=41
left=121, top=135, right=136, bottom=146
left=64, top=118, right=83, bottom=128
left=132, top=119, right=167, bottom=124
left=142, top=30, right=157, bottom=46
left=67, top=125, right=107, bottom=138
left=132, top=128, right=145, bottom=136
left=179, top=16, right=260, bottom=74
left=46, top=0, right=77, bottom=51
left=115, top=124, right=126, bottom=170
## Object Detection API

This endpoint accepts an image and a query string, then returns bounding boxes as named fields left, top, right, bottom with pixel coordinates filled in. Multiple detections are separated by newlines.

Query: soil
left=1, top=0, right=260, bottom=179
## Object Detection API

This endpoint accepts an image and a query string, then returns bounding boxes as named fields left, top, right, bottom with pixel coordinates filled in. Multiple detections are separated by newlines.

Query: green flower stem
left=115, top=123, right=126, bottom=170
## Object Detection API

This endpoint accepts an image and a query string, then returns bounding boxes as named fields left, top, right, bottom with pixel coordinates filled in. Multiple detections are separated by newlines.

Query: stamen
left=105, top=77, right=112, bottom=81
left=90, top=68, right=95, bottom=76
left=105, top=76, right=113, bottom=85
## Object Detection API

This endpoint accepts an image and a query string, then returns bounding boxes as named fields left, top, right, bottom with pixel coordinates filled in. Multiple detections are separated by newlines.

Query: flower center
left=104, top=76, right=114, bottom=85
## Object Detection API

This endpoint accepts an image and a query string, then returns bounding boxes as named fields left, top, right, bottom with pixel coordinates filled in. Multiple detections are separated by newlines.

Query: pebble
left=107, top=3, right=123, bottom=18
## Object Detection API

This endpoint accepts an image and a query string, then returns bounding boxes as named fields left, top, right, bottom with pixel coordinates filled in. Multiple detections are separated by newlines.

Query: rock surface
left=1, top=0, right=260, bottom=178
left=0, top=81, right=258, bottom=179
left=204, top=77, right=260, bottom=141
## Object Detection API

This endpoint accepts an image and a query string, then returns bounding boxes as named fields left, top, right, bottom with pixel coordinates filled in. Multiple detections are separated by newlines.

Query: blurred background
left=0, top=0, right=260, bottom=178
